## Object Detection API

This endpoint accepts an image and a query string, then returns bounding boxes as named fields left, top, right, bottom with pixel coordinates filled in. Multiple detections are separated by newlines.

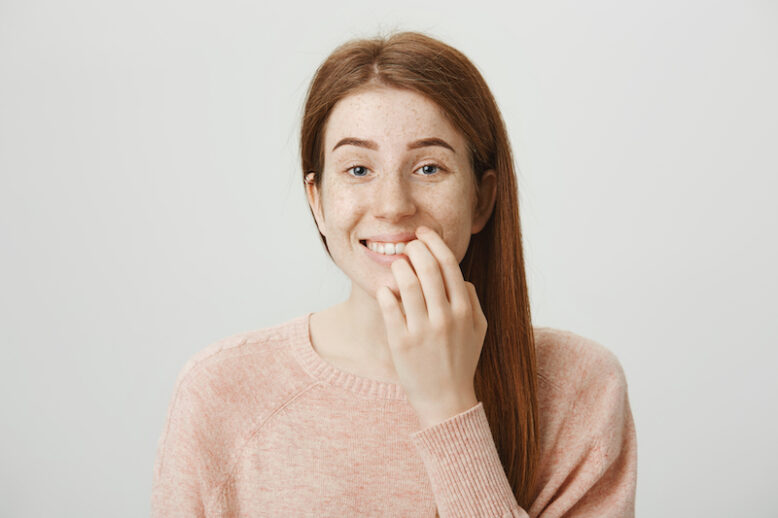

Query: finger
left=465, top=282, right=486, bottom=328
left=415, top=226, right=470, bottom=316
left=376, top=285, right=407, bottom=342
left=402, top=238, right=449, bottom=322
left=390, top=256, right=427, bottom=333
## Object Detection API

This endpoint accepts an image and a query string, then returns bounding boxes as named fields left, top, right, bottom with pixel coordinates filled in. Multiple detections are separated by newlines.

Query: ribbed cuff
left=409, top=402, right=527, bottom=518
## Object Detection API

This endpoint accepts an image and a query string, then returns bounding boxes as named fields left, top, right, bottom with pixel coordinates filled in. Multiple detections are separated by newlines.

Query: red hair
left=300, top=31, right=539, bottom=507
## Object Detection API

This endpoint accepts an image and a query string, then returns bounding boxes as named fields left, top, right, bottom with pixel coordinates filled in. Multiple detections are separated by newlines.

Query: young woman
left=152, top=31, right=637, bottom=517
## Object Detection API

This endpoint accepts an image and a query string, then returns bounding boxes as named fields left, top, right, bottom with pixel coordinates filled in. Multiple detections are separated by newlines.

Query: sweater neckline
left=291, top=312, right=409, bottom=401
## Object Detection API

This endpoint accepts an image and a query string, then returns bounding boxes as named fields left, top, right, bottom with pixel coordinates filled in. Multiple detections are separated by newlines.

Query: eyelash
left=344, top=163, right=444, bottom=178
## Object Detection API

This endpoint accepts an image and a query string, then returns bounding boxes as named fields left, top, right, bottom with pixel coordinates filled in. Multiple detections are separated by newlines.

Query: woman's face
left=306, top=86, right=496, bottom=298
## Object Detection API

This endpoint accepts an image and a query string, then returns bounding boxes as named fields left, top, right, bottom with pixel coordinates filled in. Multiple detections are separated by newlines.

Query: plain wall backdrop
left=1, top=0, right=776, bottom=516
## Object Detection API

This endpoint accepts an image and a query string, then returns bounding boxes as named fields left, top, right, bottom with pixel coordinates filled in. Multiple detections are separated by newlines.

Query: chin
left=362, top=277, right=399, bottom=300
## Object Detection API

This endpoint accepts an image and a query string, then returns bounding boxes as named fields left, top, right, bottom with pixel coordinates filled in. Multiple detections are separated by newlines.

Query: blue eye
left=418, top=164, right=440, bottom=175
left=347, top=165, right=369, bottom=177
left=345, top=163, right=443, bottom=178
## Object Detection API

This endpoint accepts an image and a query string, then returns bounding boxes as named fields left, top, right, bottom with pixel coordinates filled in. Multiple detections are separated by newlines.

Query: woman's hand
left=375, top=225, right=487, bottom=428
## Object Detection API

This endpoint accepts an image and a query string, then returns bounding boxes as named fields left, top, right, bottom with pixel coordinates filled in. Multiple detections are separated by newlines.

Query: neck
left=331, top=282, right=396, bottom=371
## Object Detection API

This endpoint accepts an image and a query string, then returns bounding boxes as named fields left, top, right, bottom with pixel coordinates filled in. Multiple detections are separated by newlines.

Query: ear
left=471, top=169, right=497, bottom=234
left=304, top=172, right=327, bottom=236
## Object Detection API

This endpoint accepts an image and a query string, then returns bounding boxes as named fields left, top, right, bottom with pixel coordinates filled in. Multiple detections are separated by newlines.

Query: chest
left=214, top=403, right=438, bottom=517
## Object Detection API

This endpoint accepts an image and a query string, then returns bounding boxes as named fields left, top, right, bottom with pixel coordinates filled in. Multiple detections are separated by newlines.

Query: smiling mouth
left=359, top=239, right=411, bottom=256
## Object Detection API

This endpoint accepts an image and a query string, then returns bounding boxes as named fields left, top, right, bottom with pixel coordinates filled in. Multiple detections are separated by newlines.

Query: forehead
left=323, top=87, right=468, bottom=154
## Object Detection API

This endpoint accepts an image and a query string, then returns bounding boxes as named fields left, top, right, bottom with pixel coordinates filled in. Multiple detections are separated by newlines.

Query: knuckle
left=397, top=335, right=412, bottom=348
left=418, top=262, right=437, bottom=277
left=452, top=303, right=470, bottom=320
left=441, top=253, right=459, bottom=269
left=398, top=277, right=415, bottom=290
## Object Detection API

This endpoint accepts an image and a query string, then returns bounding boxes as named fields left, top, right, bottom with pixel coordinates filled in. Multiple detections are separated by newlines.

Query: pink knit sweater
left=151, top=312, right=637, bottom=517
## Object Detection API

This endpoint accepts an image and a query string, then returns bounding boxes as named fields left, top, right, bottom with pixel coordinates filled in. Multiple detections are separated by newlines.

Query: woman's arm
left=410, top=350, right=637, bottom=518
left=151, top=367, right=218, bottom=518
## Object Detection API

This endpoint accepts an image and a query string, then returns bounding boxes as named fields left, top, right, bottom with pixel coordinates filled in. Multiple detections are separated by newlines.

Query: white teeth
left=367, top=241, right=409, bottom=255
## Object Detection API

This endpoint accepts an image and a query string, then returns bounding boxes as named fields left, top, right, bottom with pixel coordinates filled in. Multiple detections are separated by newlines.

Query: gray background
left=1, top=0, right=776, bottom=516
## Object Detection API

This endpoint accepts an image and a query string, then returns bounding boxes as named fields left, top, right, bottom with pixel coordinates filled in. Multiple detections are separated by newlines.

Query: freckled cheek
left=450, top=224, right=474, bottom=261
left=436, top=209, right=473, bottom=260
left=323, top=195, right=366, bottom=234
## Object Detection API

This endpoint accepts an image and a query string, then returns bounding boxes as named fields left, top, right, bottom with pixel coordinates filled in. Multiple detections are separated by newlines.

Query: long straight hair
left=299, top=31, right=539, bottom=508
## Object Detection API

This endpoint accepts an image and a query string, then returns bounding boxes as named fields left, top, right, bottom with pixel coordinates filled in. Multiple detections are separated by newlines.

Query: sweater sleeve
left=531, top=354, right=637, bottom=517
left=409, top=401, right=529, bottom=518
left=409, top=352, right=637, bottom=518
left=151, top=367, right=220, bottom=518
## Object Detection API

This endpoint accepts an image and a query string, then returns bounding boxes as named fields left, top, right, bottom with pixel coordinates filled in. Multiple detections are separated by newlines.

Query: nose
left=371, top=173, right=416, bottom=221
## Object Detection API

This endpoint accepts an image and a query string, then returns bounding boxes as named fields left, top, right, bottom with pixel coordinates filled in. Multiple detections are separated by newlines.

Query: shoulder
left=153, top=316, right=310, bottom=505
left=532, top=325, right=628, bottom=397
left=166, top=314, right=308, bottom=422
left=528, top=327, right=637, bottom=513
left=531, top=326, right=634, bottom=470
left=175, top=316, right=301, bottom=384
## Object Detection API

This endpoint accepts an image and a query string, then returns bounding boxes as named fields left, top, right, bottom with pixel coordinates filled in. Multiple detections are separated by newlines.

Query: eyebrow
left=331, top=137, right=456, bottom=154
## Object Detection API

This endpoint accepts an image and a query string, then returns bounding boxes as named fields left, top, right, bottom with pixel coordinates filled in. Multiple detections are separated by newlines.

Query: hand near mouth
left=375, top=225, right=486, bottom=429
